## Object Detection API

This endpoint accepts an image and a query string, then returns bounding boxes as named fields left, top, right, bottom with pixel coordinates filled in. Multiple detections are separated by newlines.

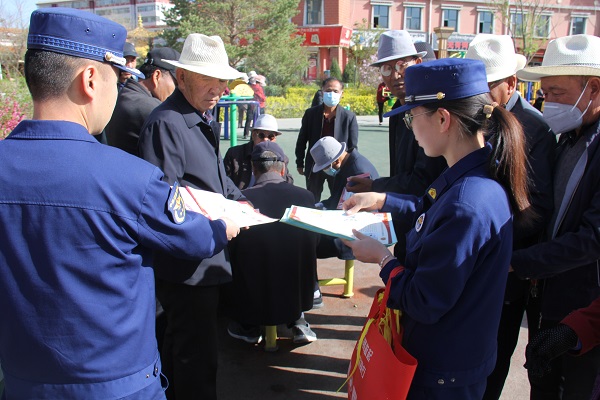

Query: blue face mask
left=323, top=91, right=341, bottom=107
left=323, top=166, right=338, bottom=177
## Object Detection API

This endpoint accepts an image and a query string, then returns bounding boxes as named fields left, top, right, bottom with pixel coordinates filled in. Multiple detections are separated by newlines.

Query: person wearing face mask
left=295, top=77, right=359, bottom=202
left=512, top=34, right=600, bottom=400
left=309, top=136, right=379, bottom=211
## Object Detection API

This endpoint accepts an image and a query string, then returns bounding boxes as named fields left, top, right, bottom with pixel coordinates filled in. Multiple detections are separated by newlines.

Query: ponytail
left=422, top=93, right=535, bottom=226
left=485, top=104, right=535, bottom=227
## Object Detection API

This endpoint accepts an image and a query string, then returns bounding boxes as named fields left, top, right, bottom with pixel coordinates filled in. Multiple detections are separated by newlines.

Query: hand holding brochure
left=280, top=205, right=397, bottom=246
left=179, top=186, right=276, bottom=227
left=336, top=172, right=371, bottom=210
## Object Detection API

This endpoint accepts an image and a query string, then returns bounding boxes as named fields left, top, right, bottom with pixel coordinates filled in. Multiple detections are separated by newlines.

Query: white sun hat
left=251, top=114, right=282, bottom=135
left=162, top=34, right=243, bottom=80
left=310, top=137, right=347, bottom=172
left=517, top=34, right=600, bottom=82
left=466, top=34, right=527, bottom=82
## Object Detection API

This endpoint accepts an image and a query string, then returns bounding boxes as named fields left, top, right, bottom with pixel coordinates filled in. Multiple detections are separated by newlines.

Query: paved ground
left=217, top=115, right=531, bottom=399
left=0, top=115, right=531, bottom=399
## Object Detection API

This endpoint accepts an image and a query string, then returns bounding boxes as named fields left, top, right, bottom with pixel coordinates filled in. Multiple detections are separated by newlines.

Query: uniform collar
left=424, top=144, right=491, bottom=204
left=7, top=120, right=98, bottom=143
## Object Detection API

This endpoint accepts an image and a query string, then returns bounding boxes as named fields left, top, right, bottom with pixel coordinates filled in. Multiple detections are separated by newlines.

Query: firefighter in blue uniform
left=343, top=59, right=534, bottom=400
left=0, top=8, right=239, bottom=399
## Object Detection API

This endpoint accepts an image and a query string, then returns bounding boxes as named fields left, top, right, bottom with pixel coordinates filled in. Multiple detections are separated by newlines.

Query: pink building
left=295, top=0, right=600, bottom=80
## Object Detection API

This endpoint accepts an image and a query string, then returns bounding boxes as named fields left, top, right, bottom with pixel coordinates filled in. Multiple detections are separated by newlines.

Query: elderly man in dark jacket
left=224, top=141, right=319, bottom=345
left=138, top=34, right=244, bottom=400
left=513, top=34, right=600, bottom=400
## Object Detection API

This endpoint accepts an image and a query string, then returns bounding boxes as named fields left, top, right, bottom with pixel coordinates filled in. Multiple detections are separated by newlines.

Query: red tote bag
left=345, top=267, right=417, bottom=400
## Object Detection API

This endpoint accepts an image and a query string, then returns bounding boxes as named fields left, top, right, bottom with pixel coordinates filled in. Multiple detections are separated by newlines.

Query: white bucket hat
left=251, top=114, right=281, bottom=135
left=466, top=34, right=526, bottom=82
left=370, top=30, right=427, bottom=67
left=310, top=137, right=347, bottom=172
left=162, top=34, right=242, bottom=80
left=517, top=34, right=600, bottom=82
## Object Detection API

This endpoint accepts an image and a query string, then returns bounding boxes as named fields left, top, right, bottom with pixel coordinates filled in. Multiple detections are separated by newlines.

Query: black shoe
left=227, top=321, right=262, bottom=344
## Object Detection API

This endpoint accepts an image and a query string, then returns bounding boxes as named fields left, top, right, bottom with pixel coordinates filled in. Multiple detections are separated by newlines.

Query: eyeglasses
left=403, top=110, right=436, bottom=130
left=380, top=59, right=415, bottom=77
left=255, top=131, right=277, bottom=141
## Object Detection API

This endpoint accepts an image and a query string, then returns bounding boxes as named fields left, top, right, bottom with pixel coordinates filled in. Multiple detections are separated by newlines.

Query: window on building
left=478, top=11, right=493, bottom=34
left=534, top=15, right=550, bottom=38
left=373, top=5, right=390, bottom=29
left=510, top=12, right=524, bottom=36
left=306, top=0, right=322, bottom=25
left=571, top=16, right=586, bottom=34
left=442, top=9, right=459, bottom=30
left=405, top=7, right=422, bottom=31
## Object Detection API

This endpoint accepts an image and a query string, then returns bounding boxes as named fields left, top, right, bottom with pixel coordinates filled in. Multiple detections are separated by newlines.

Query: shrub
left=0, top=78, right=32, bottom=140
left=265, top=85, right=378, bottom=118
left=264, top=85, right=285, bottom=97
left=330, top=59, right=342, bottom=80
left=0, top=97, right=26, bottom=139
left=342, top=58, right=356, bottom=84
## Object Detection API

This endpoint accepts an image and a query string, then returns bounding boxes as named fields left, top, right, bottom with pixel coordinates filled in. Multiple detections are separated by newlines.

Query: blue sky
left=5, top=0, right=38, bottom=26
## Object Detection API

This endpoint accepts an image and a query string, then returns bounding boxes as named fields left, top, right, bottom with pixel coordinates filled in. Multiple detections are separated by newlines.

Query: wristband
left=379, top=253, right=393, bottom=268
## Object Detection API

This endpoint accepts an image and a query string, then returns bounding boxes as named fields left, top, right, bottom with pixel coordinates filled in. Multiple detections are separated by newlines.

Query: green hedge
left=266, top=85, right=382, bottom=118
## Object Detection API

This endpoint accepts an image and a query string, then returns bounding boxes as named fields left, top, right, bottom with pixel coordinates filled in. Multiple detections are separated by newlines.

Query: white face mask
left=543, top=81, right=591, bottom=135
left=323, top=91, right=341, bottom=107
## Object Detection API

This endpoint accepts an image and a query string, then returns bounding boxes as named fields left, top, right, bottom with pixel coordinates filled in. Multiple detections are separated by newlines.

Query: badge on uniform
left=427, top=188, right=437, bottom=199
left=167, top=181, right=186, bottom=224
left=415, top=213, right=426, bottom=232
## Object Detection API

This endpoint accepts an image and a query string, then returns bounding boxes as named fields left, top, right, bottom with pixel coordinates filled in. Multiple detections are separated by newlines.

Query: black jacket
left=513, top=119, right=600, bottom=321
left=139, top=88, right=243, bottom=286
left=224, top=172, right=318, bottom=325
left=105, top=79, right=161, bottom=156
left=503, top=92, right=555, bottom=302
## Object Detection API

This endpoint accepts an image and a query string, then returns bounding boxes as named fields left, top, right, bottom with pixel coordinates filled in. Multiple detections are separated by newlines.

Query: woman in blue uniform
left=343, top=59, right=533, bottom=399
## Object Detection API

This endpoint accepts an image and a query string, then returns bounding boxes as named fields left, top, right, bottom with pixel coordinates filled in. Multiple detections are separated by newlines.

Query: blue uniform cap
left=385, top=58, right=489, bottom=117
left=28, top=8, right=145, bottom=79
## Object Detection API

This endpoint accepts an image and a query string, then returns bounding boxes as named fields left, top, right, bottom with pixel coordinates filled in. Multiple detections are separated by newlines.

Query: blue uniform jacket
left=0, top=121, right=227, bottom=398
left=379, top=146, right=512, bottom=390
left=139, top=88, right=243, bottom=285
